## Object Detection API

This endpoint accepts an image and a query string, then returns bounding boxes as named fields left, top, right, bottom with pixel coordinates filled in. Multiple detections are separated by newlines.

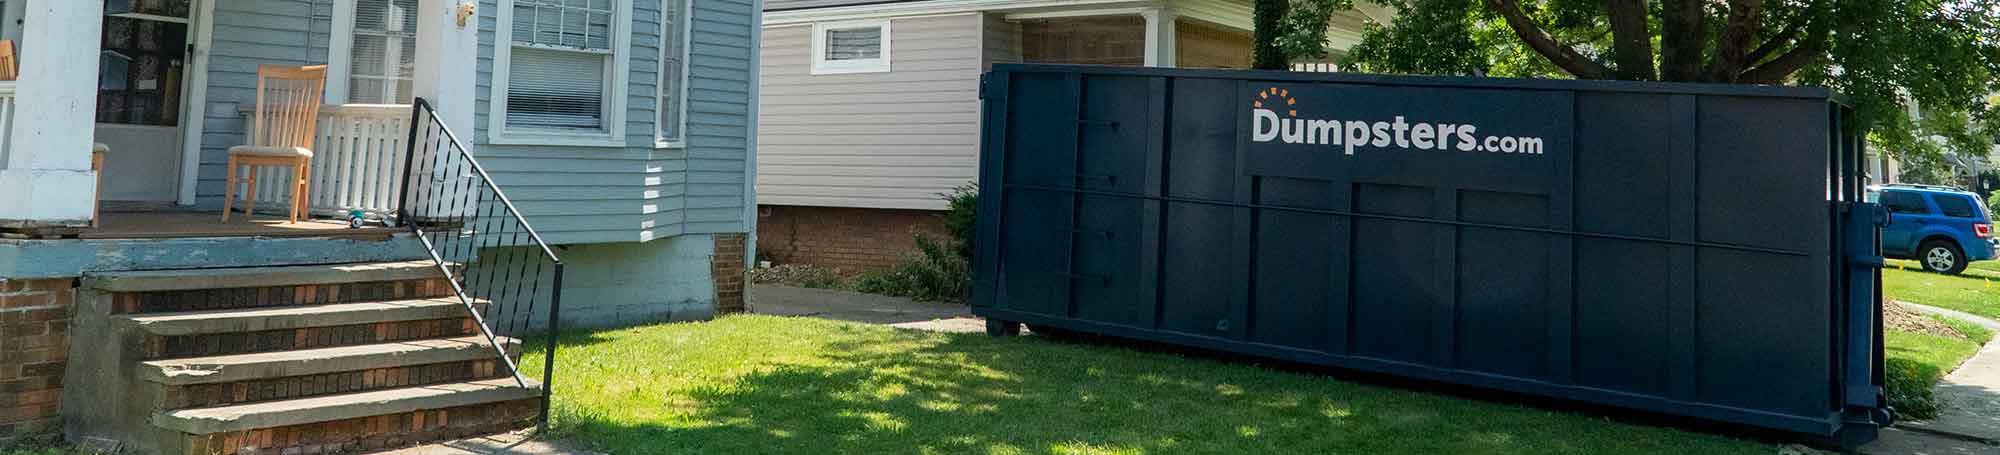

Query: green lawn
left=522, top=315, right=1765, bottom=455
left=1884, top=259, right=2000, bottom=319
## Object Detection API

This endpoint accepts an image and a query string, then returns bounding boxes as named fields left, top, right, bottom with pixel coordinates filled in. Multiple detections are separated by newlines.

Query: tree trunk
left=1658, top=0, right=1705, bottom=81
left=1252, top=0, right=1289, bottom=70
left=1485, top=0, right=1614, bottom=79
left=1605, top=0, right=1656, bottom=80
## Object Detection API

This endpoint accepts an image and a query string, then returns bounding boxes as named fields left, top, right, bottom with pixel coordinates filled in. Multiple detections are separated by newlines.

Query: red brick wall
left=756, top=205, right=948, bottom=272
left=0, top=278, right=74, bottom=441
left=713, top=233, right=747, bottom=314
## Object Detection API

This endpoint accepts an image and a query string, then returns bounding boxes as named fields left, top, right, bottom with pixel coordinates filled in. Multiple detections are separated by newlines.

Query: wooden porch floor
left=83, top=211, right=401, bottom=239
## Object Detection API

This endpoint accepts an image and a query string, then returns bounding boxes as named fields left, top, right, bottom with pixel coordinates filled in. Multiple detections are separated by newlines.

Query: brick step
left=85, top=261, right=458, bottom=314
left=140, top=335, right=520, bottom=387
left=87, top=261, right=443, bottom=293
left=137, top=336, right=524, bottom=409
left=157, top=378, right=542, bottom=455
left=119, top=298, right=483, bottom=337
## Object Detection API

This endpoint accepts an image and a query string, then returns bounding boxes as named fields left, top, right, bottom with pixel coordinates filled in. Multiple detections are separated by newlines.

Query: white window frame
left=489, top=0, right=634, bottom=148
left=810, top=19, right=891, bottom=75
left=656, top=0, right=692, bottom=149
left=326, top=0, right=419, bottom=105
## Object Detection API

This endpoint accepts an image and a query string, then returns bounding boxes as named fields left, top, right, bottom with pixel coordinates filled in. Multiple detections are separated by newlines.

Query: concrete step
left=120, top=298, right=482, bottom=337
left=152, top=378, right=542, bottom=436
left=85, top=261, right=442, bottom=293
left=138, top=336, right=521, bottom=386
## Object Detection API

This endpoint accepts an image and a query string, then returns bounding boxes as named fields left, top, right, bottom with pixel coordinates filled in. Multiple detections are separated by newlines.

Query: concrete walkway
left=1862, top=302, right=2000, bottom=453
left=1896, top=302, right=2000, bottom=442
left=375, top=431, right=597, bottom=455
left=747, top=284, right=984, bottom=333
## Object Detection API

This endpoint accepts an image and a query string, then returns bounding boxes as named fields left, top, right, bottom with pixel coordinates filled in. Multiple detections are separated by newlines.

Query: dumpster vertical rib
left=1666, top=94, right=1701, bottom=401
left=1229, top=79, right=1255, bottom=340
left=1060, top=73, right=1085, bottom=319
left=1141, top=77, right=1168, bottom=331
left=1547, top=94, right=1578, bottom=384
left=1433, top=187, right=1460, bottom=368
left=973, top=71, right=1010, bottom=311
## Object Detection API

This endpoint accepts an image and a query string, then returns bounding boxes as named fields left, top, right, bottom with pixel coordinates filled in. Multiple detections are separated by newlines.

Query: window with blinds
left=658, top=0, right=688, bottom=144
left=811, top=20, right=890, bottom=74
left=349, top=0, right=417, bottom=104
left=507, top=0, right=615, bottom=131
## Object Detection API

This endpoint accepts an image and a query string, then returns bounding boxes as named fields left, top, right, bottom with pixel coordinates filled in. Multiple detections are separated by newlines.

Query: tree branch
left=1483, top=0, right=1615, bottom=79
left=1705, top=0, right=1765, bottom=82
left=1738, top=27, right=1829, bottom=84
left=1658, top=0, right=1706, bottom=81
left=1742, top=19, right=1804, bottom=67
left=1606, top=0, right=1656, bottom=80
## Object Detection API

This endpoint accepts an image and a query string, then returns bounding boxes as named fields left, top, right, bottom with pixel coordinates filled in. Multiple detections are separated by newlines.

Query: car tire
left=1920, top=240, right=1969, bottom=275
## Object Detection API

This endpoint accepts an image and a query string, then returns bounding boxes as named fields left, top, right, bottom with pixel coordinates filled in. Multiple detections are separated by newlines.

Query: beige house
left=755, top=0, right=1391, bottom=270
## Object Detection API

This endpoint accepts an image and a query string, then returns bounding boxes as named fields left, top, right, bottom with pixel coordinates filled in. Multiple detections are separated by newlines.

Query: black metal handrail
left=399, top=97, right=565, bottom=427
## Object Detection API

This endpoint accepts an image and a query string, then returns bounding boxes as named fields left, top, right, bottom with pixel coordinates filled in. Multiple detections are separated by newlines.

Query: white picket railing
left=247, top=104, right=412, bottom=217
left=0, top=82, right=17, bottom=168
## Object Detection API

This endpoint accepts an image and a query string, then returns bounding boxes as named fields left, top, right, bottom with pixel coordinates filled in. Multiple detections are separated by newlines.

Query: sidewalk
left=1862, top=302, right=2000, bottom=453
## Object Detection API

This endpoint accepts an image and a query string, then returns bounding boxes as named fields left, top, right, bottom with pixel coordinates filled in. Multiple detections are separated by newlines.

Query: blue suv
left=1872, top=184, right=1996, bottom=274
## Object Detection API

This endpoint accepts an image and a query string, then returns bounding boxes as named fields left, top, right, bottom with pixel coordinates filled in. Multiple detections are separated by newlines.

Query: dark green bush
left=943, top=184, right=978, bottom=266
left=852, top=234, right=969, bottom=302
left=1885, top=357, right=1944, bottom=420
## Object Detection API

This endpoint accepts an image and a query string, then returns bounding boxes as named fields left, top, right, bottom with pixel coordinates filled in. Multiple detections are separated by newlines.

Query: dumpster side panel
left=975, top=65, right=1874, bottom=439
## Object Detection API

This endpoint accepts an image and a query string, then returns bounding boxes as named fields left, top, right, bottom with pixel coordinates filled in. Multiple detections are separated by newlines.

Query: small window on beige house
left=1018, top=16, right=1145, bottom=66
left=811, top=20, right=890, bottom=74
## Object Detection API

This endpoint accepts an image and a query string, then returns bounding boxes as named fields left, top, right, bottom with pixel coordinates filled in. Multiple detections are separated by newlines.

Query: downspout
left=745, top=0, right=763, bottom=268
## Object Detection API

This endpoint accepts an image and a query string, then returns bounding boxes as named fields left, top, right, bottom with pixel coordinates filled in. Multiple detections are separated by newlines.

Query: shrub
left=942, top=184, right=978, bottom=266
left=1885, top=357, right=1944, bottom=420
left=1989, top=191, right=1999, bottom=219
left=851, top=185, right=978, bottom=303
left=852, top=234, right=969, bottom=302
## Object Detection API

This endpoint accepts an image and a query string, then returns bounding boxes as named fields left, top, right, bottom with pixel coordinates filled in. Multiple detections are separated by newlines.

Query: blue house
left=0, top=0, right=758, bottom=452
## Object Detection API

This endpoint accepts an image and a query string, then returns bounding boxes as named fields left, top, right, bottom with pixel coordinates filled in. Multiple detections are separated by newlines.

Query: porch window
left=345, top=0, right=417, bottom=104
left=492, top=0, right=631, bottom=143
left=810, top=20, right=889, bottom=74
left=657, top=0, right=689, bottom=146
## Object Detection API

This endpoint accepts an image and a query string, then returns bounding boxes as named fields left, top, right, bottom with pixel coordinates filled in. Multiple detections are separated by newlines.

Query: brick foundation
left=0, top=278, right=76, bottom=440
left=713, top=233, right=747, bottom=314
left=756, top=205, right=948, bottom=272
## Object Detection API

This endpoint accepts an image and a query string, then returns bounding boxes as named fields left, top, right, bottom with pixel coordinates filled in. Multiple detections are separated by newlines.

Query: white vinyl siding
left=758, top=14, right=981, bottom=210
left=490, top=0, right=632, bottom=146
left=657, top=0, right=690, bottom=145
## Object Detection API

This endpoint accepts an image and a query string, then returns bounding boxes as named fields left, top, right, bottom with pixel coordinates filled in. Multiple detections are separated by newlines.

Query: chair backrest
left=249, top=65, right=327, bottom=150
left=0, top=40, right=19, bottom=81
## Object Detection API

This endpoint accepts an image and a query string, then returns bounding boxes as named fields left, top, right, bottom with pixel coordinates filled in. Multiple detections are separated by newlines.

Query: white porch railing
left=248, top=104, right=412, bottom=217
left=0, top=82, right=17, bottom=167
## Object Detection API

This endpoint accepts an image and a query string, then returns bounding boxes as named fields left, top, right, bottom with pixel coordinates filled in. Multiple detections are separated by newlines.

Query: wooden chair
left=223, top=65, right=325, bottom=224
left=0, top=39, right=17, bottom=81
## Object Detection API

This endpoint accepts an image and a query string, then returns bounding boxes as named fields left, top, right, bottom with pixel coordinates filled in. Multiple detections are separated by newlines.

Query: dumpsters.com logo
left=1251, top=86, right=1545, bottom=156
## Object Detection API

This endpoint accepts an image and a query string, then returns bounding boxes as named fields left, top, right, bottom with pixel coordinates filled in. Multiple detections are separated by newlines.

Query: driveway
left=747, top=284, right=985, bottom=332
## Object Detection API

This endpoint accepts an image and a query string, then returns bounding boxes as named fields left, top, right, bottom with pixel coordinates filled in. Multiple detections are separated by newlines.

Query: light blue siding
left=475, top=0, right=755, bottom=245
left=192, top=0, right=334, bottom=208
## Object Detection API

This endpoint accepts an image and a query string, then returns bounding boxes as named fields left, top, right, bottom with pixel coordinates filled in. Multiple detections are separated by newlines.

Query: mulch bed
left=1886, top=301, right=1969, bottom=339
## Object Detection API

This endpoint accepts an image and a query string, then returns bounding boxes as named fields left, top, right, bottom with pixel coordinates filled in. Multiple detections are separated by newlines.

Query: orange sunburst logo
left=1254, top=86, right=1298, bottom=117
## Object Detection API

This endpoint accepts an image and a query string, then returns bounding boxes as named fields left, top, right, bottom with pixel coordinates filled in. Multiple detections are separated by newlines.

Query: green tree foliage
left=1320, top=0, right=2000, bottom=168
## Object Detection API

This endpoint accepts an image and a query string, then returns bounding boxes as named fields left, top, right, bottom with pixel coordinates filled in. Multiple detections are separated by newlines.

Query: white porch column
left=1141, top=8, right=1176, bottom=68
left=413, top=0, right=479, bottom=140
left=0, top=0, right=103, bottom=225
